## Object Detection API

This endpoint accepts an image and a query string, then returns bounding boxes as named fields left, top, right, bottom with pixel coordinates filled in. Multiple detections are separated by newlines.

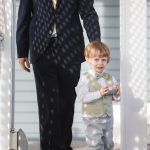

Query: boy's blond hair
left=84, top=41, right=110, bottom=59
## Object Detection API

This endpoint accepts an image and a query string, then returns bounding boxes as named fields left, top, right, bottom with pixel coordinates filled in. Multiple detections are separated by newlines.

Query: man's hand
left=112, top=83, right=120, bottom=97
left=18, top=57, right=30, bottom=72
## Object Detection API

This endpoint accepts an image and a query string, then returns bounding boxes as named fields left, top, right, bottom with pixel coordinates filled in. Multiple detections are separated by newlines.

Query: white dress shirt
left=51, top=0, right=57, bottom=37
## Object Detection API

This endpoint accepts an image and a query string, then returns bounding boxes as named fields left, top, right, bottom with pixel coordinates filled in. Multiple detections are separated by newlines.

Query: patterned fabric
left=32, top=38, right=81, bottom=150
left=16, top=0, right=101, bottom=64
left=95, top=72, right=112, bottom=80
left=16, top=1, right=101, bottom=149
left=83, top=116, right=114, bottom=150
left=82, top=72, right=113, bottom=117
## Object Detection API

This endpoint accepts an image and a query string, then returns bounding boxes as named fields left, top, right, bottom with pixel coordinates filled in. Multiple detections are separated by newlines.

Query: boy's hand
left=18, top=57, right=30, bottom=72
left=112, top=83, right=120, bottom=97
left=100, top=86, right=109, bottom=96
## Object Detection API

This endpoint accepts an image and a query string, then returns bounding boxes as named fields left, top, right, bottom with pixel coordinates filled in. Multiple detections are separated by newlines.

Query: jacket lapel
left=49, top=0, right=61, bottom=11
left=56, top=0, right=61, bottom=10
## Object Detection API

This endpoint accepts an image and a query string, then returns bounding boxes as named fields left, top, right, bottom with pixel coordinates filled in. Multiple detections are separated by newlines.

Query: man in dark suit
left=16, top=0, right=101, bottom=149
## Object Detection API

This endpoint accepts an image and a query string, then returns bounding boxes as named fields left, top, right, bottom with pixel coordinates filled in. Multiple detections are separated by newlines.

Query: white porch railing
left=0, top=0, right=12, bottom=149
left=120, top=0, right=147, bottom=149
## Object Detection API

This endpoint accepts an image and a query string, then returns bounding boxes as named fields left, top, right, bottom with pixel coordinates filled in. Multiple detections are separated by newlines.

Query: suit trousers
left=32, top=38, right=81, bottom=150
left=83, top=115, right=114, bottom=150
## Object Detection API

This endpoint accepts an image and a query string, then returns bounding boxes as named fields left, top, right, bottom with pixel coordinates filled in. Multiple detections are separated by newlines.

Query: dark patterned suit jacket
left=16, top=0, right=101, bottom=64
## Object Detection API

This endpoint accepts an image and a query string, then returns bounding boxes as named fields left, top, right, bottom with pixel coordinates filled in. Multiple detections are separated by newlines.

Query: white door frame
left=120, top=0, right=147, bottom=149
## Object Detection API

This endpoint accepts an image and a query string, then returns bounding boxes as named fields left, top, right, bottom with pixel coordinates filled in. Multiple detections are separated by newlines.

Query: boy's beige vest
left=82, top=72, right=113, bottom=117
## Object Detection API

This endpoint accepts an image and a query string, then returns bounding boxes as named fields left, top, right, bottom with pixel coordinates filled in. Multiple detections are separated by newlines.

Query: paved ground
left=28, top=139, right=120, bottom=150
left=72, top=139, right=120, bottom=150
left=72, top=139, right=150, bottom=150
left=28, top=139, right=150, bottom=150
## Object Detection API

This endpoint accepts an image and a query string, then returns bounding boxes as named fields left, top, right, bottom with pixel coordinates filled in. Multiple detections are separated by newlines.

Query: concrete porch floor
left=72, top=140, right=120, bottom=150
left=28, top=140, right=150, bottom=150
left=27, top=139, right=150, bottom=150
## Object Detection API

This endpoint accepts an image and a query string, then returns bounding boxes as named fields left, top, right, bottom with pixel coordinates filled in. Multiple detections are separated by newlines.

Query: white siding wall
left=148, top=0, right=150, bottom=101
left=147, top=0, right=150, bottom=143
left=14, top=0, right=120, bottom=140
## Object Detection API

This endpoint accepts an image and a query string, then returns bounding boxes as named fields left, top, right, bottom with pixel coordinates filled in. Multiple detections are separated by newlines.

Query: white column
left=120, top=0, right=147, bottom=150
left=0, top=0, right=12, bottom=149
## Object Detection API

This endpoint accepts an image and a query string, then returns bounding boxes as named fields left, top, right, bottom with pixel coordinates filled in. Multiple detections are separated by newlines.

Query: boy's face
left=86, top=55, right=109, bottom=73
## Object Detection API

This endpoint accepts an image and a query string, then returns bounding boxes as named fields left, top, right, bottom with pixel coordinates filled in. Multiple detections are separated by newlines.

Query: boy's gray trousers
left=83, top=115, right=114, bottom=150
